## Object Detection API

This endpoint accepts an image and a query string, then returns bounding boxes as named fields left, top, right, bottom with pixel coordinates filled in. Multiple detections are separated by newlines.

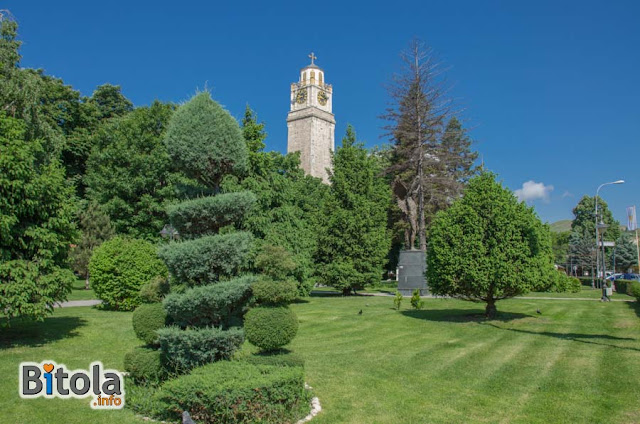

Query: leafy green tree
left=70, top=203, right=115, bottom=289
left=89, top=84, right=133, bottom=120
left=317, top=125, right=391, bottom=294
left=427, top=172, right=555, bottom=317
left=0, top=112, right=76, bottom=321
left=569, top=228, right=596, bottom=278
left=551, top=231, right=571, bottom=265
left=222, top=106, right=328, bottom=295
left=86, top=101, right=189, bottom=240
left=571, top=195, right=621, bottom=242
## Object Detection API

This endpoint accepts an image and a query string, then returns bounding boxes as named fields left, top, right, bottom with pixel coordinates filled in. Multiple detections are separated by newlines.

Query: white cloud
left=561, top=191, right=573, bottom=199
left=514, top=181, right=554, bottom=203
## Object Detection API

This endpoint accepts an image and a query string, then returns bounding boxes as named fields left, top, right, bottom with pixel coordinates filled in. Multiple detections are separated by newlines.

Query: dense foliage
left=164, top=92, right=247, bottom=188
left=124, top=347, right=167, bottom=384
left=157, top=232, right=253, bottom=286
left=69, top=203, right=115, bottom=288
left=132, top=303, right=168, bottom=345
left=88, top=237, right=168, bottom=310
left=222, top=107, right=328, bottom=295
left=85, top=102, right=189, bottom=240
left=251, top=278, right=298, bottom=305
left=156, top=326, right=245, bottom=372
left=163, top=276, right=255, bottom=328
left=167, top=192, right=256, bottom=239
left=0, top=112, right=76, bottom=321
left=427, top=173, right=555, bottom=317
left=317, top=126, right=391, bottom=294
left=153, top=361, right=306, bottom=424
left=244, top=306, right=299, bottom=351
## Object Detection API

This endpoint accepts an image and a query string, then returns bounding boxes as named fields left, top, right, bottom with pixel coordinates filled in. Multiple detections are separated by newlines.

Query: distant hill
left=549, top=220, right=572, bottom=233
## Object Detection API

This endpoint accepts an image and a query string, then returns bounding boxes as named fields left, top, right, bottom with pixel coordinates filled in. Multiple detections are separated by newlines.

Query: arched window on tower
left=319, top=72, right=323, bottom=85
left=302, top=72, right=306, bottom=84
left=310, top=71, right=315, bottom=84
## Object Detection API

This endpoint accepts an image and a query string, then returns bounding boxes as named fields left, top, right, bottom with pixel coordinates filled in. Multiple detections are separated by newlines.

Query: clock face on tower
left=296, top=89, right=307, bottom=104
left=317, top=91, right=329, bottom=106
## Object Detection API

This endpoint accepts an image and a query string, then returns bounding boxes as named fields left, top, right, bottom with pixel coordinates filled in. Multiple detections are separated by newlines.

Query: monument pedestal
left=397, top=250, right=427, bottom=296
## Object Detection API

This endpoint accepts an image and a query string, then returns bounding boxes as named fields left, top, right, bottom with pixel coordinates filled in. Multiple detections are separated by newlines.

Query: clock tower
left=287, top=53, right=335, bottom=183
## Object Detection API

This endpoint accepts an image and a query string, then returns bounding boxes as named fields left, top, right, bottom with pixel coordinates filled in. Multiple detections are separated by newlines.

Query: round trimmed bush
left=133, top=303, right=168, bottom=345
left=251, top=278, right=298, bottom=305
left=89, top=237, right=167, bottom=310
left=124, top=347, right=166, bottom=384
left=244, top=306, right=298, bottom=351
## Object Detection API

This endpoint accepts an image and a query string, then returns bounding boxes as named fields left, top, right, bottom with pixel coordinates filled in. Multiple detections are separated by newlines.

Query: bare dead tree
left=382, top=39, right=454, bottom=251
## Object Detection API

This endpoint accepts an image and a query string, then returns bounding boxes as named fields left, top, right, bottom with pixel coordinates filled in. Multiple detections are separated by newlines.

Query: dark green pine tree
left=614, top=232, right=638, bottom=272
left=317, top=125, right=392, bottom=294
left=70, top=203, right=115, bottom=289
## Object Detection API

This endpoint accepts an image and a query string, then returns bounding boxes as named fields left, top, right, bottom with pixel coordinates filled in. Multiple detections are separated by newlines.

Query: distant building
left=287, top=53, right=335, bottom=183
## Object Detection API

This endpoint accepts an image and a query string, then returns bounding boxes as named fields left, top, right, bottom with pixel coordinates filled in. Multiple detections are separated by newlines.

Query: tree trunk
left=85, top=272, right=90, bottom=290
left=485, top=300, right=497, bottom=319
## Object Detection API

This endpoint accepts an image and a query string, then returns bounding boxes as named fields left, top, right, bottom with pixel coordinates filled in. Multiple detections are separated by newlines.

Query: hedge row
left=242, top=352, right=305, bottom=368
left=156, top=326, right=244, bottom=372
left=163, top=276, right=255, bottom=328
left=153, top=361, right=306, bottom=424
left=615, top=280, right=640, bottom=299
left=167, top=192, right=256, bottom=238
left=157, top=232, right=253, bottom=286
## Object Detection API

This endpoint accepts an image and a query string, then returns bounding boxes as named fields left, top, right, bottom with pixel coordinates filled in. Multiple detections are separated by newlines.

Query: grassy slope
left=1, top=296, right=639, bottom=423
left=290, top=295, right=640, bottom=424
left=550, top=220, right=572, bottom=233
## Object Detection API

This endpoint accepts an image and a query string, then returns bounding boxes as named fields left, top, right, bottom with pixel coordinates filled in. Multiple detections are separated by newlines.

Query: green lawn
left=290, top=295, right=640, bottom=424
left=1, top=296, right=639, bottom=423
left=66, top=277, right=97, bottom=301
left=0, top=307, right=144, bottom=423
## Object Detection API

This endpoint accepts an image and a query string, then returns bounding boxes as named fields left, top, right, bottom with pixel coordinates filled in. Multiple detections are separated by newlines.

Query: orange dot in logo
left=43, top=363, right=54, bottom=373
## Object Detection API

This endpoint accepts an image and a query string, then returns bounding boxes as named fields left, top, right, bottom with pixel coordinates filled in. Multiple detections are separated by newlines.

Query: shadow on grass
left=485, top=323, right=640, bottom=352
left=0, top=316, right=85, bottom=349
left=627, top=301, right=640, bottom=319
left=310, top=291, right=343, bottom=297
left=401, top=308, right=531, bottom=323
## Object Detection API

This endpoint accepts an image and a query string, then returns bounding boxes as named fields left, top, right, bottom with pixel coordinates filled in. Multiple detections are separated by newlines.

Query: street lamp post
left=594, top=180, right=624, bottom=292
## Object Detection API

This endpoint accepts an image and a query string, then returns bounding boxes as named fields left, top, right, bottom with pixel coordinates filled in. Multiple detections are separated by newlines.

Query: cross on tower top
left=308, top=52, right=317, bottom=65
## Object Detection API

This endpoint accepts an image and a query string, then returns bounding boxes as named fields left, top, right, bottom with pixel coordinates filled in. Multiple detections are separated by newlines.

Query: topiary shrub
left=251, top=278, right=298, bottom=305
left=163, top=276, right=255, bottom=328
left=167, top=192, right=256, bottom=239
left=242, top=351, right=305, bottom=368
left=157, top=232, right=253, bottom=286
left=153, top=361, right=306, bottom=424
left=89, top=237, right=167, bottom=310
left=124, top=347, right=167, bottom=384
left=132, top=303, right=168, bottom=345
left=139, top=276, right=170, bottom=304
left=244, top=306, right=298, bottom=352
left=156, top=326, right=244, bottom=373
left=254, top=244, right=297, bottom=280
left=164, top=91, right=247, bottom=188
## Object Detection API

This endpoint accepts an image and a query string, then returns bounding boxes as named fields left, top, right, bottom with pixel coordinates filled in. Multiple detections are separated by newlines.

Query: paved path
left=54, top=299, right=102, bottom=308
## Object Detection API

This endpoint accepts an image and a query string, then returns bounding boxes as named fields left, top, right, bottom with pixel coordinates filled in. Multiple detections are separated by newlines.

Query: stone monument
left=393, top=179, right=428, bottom=295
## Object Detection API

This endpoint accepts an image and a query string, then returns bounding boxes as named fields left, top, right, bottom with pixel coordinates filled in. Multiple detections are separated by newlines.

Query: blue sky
left=7, top=0, right=640, bottom=225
